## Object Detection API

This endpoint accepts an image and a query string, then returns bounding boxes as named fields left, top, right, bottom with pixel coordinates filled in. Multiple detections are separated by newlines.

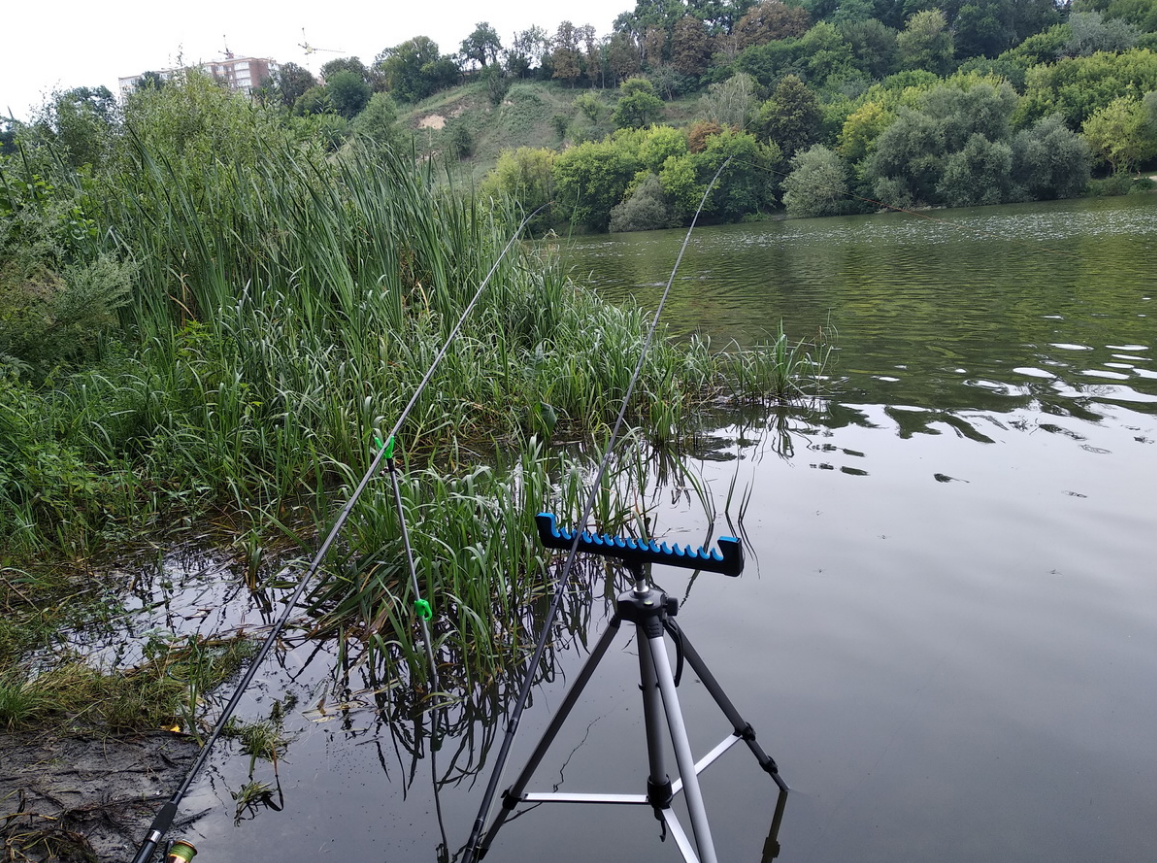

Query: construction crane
left=299, top=29, right=343, bottom=56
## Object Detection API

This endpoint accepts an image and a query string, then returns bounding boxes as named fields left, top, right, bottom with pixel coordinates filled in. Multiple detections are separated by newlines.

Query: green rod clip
left=414, top=599, right=433, bottom=621
left=374, top=435, right=396, bottom=459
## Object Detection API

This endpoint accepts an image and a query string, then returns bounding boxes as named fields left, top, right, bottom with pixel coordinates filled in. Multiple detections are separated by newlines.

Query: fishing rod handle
left=535, top=513, right=743, bottom=577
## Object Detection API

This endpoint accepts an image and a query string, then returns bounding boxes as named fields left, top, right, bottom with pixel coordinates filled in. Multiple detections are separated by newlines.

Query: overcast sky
left=3, top=0, right=633, bottom=122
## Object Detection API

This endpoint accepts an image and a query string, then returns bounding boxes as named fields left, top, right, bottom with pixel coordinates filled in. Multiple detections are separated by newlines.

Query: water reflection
left=98, top=197, right=1157, bottom=863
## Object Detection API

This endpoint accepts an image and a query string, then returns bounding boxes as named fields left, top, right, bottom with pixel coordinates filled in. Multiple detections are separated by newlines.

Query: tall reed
left=2, top=106, right=831, bottom=687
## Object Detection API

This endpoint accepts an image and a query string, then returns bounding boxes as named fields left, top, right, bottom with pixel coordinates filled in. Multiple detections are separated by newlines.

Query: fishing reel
left=165, top=839, right=197, bottom=863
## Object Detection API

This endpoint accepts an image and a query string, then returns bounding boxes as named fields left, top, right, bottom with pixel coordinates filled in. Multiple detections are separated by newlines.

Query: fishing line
left=129, top=203, right=547, bottom=863
left=461, top=159, right=734, bottom=863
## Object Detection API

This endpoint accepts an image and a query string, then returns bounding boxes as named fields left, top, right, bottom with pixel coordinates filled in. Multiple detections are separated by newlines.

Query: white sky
left=2, top=0, right=632, bottom=122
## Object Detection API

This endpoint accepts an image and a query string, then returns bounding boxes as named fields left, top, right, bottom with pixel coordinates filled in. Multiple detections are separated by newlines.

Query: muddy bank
left=0, top=730, right=200, bottom=862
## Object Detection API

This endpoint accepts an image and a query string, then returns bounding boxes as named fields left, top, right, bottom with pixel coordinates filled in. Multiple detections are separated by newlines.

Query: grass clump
left=0, top=634, right=255, bottom=735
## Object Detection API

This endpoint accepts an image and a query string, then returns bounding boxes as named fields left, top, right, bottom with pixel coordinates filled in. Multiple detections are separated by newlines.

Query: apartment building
left=118, top=53, right=279, bottom=98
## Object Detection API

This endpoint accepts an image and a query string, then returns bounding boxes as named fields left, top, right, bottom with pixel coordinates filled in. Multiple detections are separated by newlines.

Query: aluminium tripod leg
left=647, top=631, right=719, bottom=863
left=477, top=613, right=623, bottom=855
left=670, top=621, right=787, bottom=791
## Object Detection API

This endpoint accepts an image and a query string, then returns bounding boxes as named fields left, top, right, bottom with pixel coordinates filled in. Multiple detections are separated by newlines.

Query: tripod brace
left=474, top=515, right=787, bottom=862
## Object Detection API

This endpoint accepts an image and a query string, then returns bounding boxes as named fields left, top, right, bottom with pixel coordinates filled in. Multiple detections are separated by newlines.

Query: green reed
left=2, top=119, right=830, bottom=689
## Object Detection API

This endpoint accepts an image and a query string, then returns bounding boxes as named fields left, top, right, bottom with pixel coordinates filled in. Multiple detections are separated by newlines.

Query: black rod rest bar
left=535, top=513, right=744, bottom=577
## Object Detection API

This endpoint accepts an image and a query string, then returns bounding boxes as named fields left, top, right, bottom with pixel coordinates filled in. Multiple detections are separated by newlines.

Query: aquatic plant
left=1, top=82, right=829, bottom=694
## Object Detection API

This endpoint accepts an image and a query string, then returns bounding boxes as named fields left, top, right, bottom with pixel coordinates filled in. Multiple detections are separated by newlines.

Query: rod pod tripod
left=475, top=515, right=788, bottom=863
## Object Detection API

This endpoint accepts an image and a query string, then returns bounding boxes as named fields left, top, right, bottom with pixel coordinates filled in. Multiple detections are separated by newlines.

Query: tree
left=796, top=21, right=858, bottom=88
left=697, top=73, right=759, bottom=128
left=864, top=80, right=1024, bottom=207
left=840, top=18, right=899, bottom=79
left=326, top=71, right=371, bottom=119
left=273, top=63, right=317, bottom=110
left=351, top=92, right=402, bottom=149
left=612, top=78, right=666, bottom=128
left=610, top=173, right=679, bottom=231
left=954, top=0, right=1015, bottom=60
left=756, top=75, right=823, bottom=157
left=607, top=32, right=644, bottom=82
left=295, top=85, right=332, bottom=116
left=734, top=0, right=812, bottom=48
left=552, top=21, right=583, bottom=85
left=376, top=37, right=458, bottom=102
left=1064, top=10, right=1140, bottom=56
left=0, top=118, right=19, bottom=155
left=1082, top=95, right=1157, bottom=172
left=574, top=91, right=606, bottom=124
left=671, top=15, right=714, bottom=77
left=936, top=134, right=1014, bottom=205
left=461, top=22, right=503, bottom=69
left=35, top=86, right=118, bottom=168
left=553, top=137, right=642, bottom=230
left=1019, top=48, right=1157, bottom=128
left=480, top=146, right=556, bottom=227
left=782, top=144, right=851, bottom=217
left=506, top=26, right=551, bottom=78
left=135, top=71, right=167, bottom=92
left=321, top=57, right=370, bottom=82
left=1010, top=115, right=1091, bottom=199
left=897, top=9, right=954, bottom=75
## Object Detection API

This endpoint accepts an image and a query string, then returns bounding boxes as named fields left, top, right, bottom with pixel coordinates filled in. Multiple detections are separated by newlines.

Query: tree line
left=5, top=0, right=1157, bottom=233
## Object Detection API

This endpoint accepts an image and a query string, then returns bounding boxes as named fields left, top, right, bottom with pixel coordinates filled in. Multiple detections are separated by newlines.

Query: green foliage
left=377, top=36, right=459, bottom=103
left=1081, top=94, right=1157, bottom=171
left=954, top=0, right=1016, bottom=60
left=483, top=66, right=511, bottom=106
left=898, top=9, right=954, bottom=75
left=550, top=113, right=569, bottom=140
left=840, top=18, right=900, bottom=79
left=1019, top=48, right=1157, bottom=128
left=574, top=91, right=606, bottom=124
left=294, top=85, right=332, bottom=116
left=609, top=173, right=678, bottom=231
left=271, top=63, right=317, bottom=110
left=1064, top=10, right=1140, bottom=56
left=1010, top=115, right=1091, bottom=198
left=321, top=57, right=371, bottom=83
left=554, top=136, right=643, bottom=229
left=613, top=78, right=667, bottom=129
left=351, top=92, right=402, bottom=149
left=479, top=146, right=556, bottom=228
left=461, top=22, right=504, bottom=69
left=325, top=70, right=372, bottom=120
left=26, top=86, right=118, bottom=169
left=697, top=73, right=759, bottom=129
left=448, top=120, right=474, bottom=159
left=782, top=144, right=851, bottom=216
left=756, top=74, right=824, bottom=157
left=865, top=79, right=1025, bottom=206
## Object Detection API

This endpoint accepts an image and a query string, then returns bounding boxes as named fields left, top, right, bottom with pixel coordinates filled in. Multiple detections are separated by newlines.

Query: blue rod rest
left=535, top=513, right=743, bottom=577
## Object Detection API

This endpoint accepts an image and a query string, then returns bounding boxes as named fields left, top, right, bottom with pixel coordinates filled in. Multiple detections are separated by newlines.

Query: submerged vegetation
left=0, top=73, right=829, bottom=726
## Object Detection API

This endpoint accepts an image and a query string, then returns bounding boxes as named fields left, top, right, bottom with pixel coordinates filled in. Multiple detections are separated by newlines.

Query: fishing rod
left=461, top=160, right=733, bottom=863
left=129, top=203, right=547, bottom=863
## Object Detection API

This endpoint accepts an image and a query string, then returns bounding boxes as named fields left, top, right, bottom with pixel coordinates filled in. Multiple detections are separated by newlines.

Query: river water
left=159, top=195, right=1156, bottom=863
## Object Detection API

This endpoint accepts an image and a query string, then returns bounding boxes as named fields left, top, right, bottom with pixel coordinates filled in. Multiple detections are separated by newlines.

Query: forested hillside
left=6, top=0, right=1157, bottom=234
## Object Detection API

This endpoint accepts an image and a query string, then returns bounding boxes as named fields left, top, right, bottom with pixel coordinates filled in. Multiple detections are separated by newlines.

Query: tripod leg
left=647, top=632, right=719, bottom=863
left=638, top=629, right=672, bottom=806
left=478, top=614, right=622, bottom=854
left=673, top=622, right=786, bottom=790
